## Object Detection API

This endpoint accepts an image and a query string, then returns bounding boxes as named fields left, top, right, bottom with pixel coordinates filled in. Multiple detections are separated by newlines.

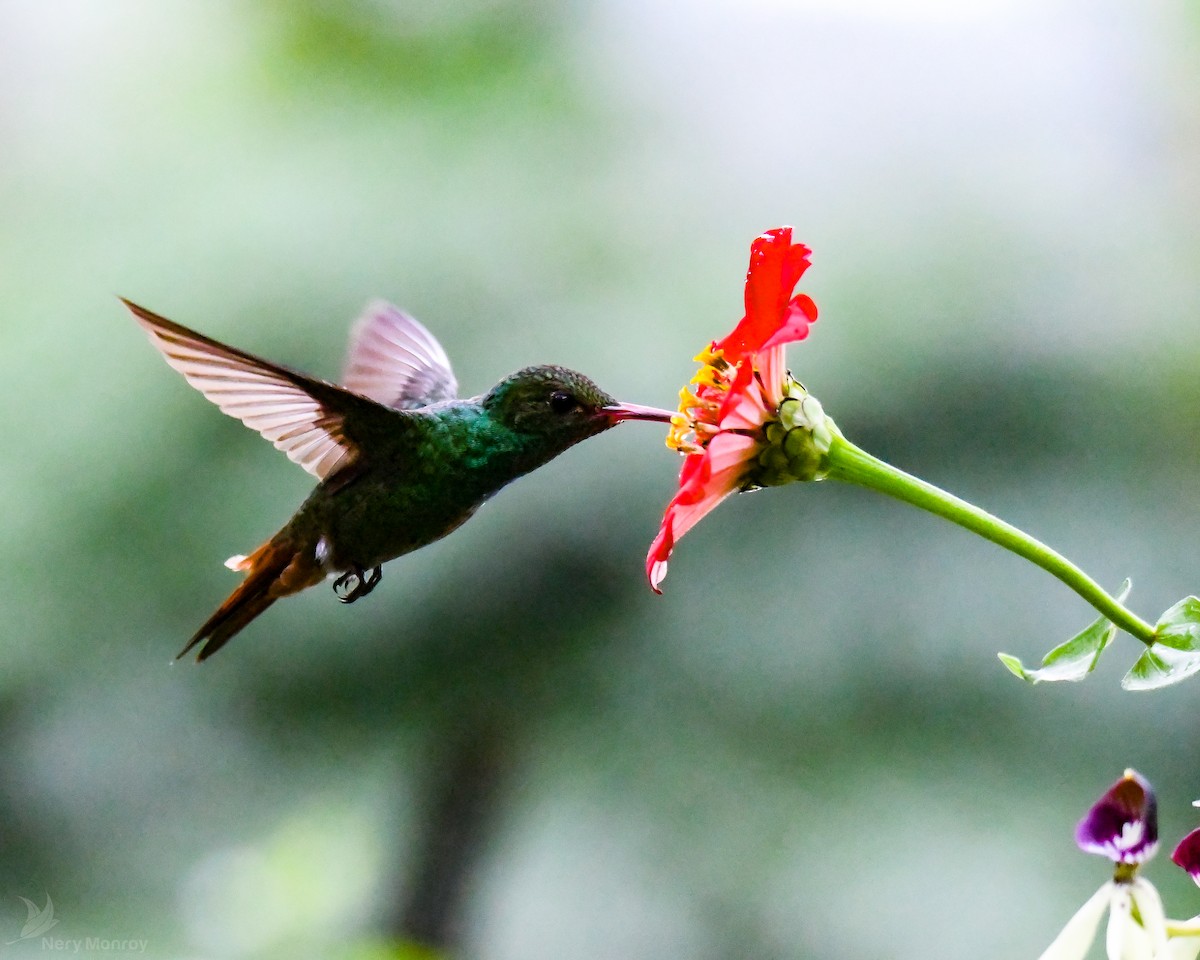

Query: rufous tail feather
left=178, top=535, right=322, bottom=661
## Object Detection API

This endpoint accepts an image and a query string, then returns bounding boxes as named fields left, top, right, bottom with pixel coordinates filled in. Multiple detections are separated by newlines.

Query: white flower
left=1041, top=878, right=1161, bottom=960
left=1160, top=919, right=1200, bottom=960
left=1038, top=877, right=1165, bottom=960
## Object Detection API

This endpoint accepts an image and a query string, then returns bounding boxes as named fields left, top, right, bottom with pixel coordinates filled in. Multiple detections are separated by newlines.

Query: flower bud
left=747, top=382, right=839, bottom=488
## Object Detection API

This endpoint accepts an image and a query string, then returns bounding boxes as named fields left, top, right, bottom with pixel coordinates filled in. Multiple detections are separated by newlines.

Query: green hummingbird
left=125, top=298, right=673, bottom=661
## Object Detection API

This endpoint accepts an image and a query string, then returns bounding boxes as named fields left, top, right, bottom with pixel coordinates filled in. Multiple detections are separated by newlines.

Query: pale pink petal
left=717, top=362, right=769, bottom=431
left=703, top=432, right=759, bottom=474
left=647, top=434, right=757, bottom=592
left=757, top=344, right=788, bottom=409
left=760, top=293, right=818, bottom=352
left=720, top=385, right=771, bottom=432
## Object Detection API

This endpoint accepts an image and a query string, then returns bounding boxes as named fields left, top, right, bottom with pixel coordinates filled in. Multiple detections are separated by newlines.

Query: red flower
left=647, top=227, right=818, bottom=592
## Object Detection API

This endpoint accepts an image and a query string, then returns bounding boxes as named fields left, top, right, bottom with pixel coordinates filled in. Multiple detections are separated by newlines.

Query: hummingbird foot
left=333, top=564, right=382, bottom=604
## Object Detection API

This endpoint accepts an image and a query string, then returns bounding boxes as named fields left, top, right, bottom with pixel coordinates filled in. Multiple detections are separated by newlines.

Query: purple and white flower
left=1038, top=770, right=1166, bottom=960
left=1172, top=816, right=1200, bottom=886
left=1076, top=769, right=1159, bottom=865
left=1162, top=811, right=1200, bottom=960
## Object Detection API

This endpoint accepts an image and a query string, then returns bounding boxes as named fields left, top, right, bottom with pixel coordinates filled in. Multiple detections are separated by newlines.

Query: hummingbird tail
left=178, top=535, right=322, bottom=661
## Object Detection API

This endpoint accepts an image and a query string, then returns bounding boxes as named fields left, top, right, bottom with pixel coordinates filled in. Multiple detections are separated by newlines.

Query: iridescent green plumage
left=125, top=299, right=670, bottom=661
left=282, top=366, right=624, bottom=574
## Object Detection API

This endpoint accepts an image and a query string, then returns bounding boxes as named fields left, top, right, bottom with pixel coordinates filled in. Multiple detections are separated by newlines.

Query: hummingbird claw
left=333, top=569, right=358, bottom=602
left=333, top=564, right=383, bottom=604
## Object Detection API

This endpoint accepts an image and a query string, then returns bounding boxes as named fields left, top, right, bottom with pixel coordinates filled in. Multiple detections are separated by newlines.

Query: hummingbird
left=125, top=298, right=672, bottom=661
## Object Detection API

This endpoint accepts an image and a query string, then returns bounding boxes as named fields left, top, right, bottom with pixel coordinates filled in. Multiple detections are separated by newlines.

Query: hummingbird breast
left=301, top=462, right=482, bottom=573
left=290, top=403, right=539, bottom=573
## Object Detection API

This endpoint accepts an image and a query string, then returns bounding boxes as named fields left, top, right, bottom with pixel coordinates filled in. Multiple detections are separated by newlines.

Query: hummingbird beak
left=600, top=401, right=676, bottom=424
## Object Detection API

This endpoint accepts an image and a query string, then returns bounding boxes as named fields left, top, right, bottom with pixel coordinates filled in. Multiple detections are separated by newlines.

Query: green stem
left=824, top=434, right=1156, bottom=645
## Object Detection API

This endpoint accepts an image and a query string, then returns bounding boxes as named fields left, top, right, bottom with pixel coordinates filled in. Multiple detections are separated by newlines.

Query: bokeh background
left=2, top=0, right=1199, bottom=957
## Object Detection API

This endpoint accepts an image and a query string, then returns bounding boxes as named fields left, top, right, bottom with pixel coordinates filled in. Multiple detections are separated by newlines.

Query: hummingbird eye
left=548, top=390, right=577, bottom=414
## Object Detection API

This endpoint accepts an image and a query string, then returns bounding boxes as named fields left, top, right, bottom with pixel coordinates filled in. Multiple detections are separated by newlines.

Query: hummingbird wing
left=125, top=299, right=384, bottom=481
left=341, top=300, right=458, bottom=409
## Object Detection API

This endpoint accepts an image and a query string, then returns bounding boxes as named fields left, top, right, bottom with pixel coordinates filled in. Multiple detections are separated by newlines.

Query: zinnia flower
left=1038, top=770, right=1166, bottom=960
left=647, top=227, right=823, bottom=591
left=645, top=229, right=1190, bottom=695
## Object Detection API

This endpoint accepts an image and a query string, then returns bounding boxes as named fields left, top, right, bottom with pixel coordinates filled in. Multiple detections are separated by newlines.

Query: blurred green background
left=3, top=0, right=1200, bottom=957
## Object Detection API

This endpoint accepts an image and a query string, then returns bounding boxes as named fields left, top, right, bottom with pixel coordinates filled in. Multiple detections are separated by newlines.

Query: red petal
left=646, top=434, right=758, bottom=592
left=715, top=360, right=771, bottom=431
left=716, top=228, right=813, bottom=361
left=715, top=359, right=756, bottom=420
left=761, top=293, right=818, bottom=351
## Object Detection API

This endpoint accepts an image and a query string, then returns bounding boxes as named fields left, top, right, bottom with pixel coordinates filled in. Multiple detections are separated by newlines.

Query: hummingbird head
left=483, top=366, right=673, bottom=450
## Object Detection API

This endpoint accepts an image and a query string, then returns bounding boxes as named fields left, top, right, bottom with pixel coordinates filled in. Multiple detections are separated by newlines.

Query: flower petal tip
left=647, top=559, right=668, bottom=594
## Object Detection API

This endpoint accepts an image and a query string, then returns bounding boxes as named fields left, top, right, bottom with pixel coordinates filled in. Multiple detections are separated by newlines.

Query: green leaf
left=997, top=653, right=1028, bottom=679
left=1122, top=643, right=1200, bottom=691
left=997, top=581, right=1131, bottom=684
left=1153, top=596, right=1200, bottom=651
left=1123, top=597, right=1200, bottom=689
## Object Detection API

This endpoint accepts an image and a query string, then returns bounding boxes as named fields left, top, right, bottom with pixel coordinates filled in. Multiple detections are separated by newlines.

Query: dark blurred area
left=2, top=1, right=1200, bottom=957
